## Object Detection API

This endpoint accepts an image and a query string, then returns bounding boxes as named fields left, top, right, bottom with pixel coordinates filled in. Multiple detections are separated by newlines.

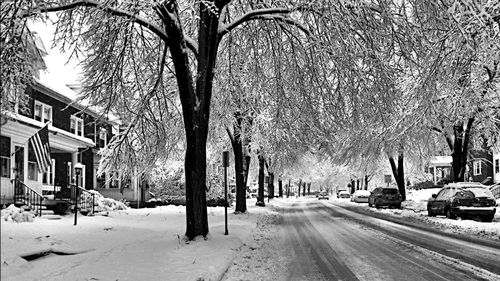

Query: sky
left=28, top=19, right=82, bottom=85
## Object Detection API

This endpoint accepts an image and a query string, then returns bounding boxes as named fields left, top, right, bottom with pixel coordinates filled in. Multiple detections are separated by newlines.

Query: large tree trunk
left=389, top=152, right=406, bottom=201
left=364, top=175, right=369, bottom=190
left=161, top=1, right=223, bottom=240
left=268, top=172, right=275, bottom=199
left=278, top=178, right=283, bottom=197
left=256, top=154, right=266, bottom=206
left=228, top=113, right=247, bottom=213
left=229, top=134, right=246, bottom=213
left=451, top=119, right=474, bottom=182
left=184, top=131, right=209, bottom=239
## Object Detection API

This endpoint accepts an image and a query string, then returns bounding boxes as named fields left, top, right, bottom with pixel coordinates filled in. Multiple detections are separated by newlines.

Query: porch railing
left=69, top=184, right=95, bottom=215
left=13, top=179, right=43, bottom=217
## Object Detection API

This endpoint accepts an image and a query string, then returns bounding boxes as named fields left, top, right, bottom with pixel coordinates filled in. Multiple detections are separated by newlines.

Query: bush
left=1, top=205, right=35, bottom=223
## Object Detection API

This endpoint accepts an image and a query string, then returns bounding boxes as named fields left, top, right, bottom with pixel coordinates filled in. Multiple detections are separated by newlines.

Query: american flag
left=29, top=124, right=51, bottom=173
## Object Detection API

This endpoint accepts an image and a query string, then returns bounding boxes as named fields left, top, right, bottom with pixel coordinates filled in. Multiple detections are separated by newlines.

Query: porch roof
left=2, top=112, right=95, bottom=153
left=430, top=156, right=452, bottom=167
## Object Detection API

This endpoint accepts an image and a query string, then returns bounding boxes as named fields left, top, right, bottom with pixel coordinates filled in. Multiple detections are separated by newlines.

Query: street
left=279, top=200, right=500, bottom=281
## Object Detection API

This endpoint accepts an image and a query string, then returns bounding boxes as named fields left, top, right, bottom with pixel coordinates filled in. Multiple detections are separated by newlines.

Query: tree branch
left=226, top=126, right=235, bottom=144
left=218, top=8, right=301, bottom=37
left=25, top=0, right=199, bottom=55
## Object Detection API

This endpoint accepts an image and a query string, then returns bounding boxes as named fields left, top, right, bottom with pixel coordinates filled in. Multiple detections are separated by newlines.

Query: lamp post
left=73, top=163, right=84, bottom=226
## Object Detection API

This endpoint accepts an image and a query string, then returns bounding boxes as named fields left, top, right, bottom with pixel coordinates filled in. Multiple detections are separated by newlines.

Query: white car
left=338, top=191, right=350, bottom=199
left=351, top=190, right=371, bottom=203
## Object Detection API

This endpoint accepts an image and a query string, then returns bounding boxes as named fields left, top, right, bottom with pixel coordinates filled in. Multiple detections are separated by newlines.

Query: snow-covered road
left=271, top=199, right=500, bottom=281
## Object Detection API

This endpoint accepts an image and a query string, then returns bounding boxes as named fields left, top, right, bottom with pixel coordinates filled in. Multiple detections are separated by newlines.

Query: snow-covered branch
left=218, top=8, right=309, bottom=37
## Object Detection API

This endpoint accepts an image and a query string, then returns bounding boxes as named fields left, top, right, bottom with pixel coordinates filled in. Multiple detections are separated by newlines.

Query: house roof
left=34, top=77, right=120, bottom=125
left=430, top=156, right=452, bottom=166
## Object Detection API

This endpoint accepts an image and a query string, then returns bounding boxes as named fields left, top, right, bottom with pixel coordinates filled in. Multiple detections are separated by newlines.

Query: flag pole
left=9, top=121, right=52, bottom=158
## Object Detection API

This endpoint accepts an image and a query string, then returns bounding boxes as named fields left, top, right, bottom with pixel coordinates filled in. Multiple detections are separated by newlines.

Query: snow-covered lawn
left=1, top=200, right=279, bottom=281
left=334, top=188, right=500, bottom=241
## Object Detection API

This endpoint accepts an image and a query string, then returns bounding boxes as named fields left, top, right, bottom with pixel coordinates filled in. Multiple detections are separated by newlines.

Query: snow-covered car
left=427, top=182, right=497, bottom=222
left=351, top=190, right=371, bottom=203
left=368, top=187, right=402, bottom=208
left=318, top=192, right=329, bottom=200
left=338, top=191, right=350, bottom=199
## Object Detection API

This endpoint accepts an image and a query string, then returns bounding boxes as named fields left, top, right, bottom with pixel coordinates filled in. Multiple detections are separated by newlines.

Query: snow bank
left=0, top=199, right=278, bottom=281
left=335, top=188, right=500, bottom=241
left=1, top=205, right=35, bottom=223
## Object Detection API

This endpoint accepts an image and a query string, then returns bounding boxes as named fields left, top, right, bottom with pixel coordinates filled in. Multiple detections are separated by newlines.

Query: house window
left=473, top=160, right=482, bottom=176
left=42, top=159, right=55, bottom=185
left=495, top=159, right=499, bottom=174
left=70, top=115, right=84, bottom=137
left=34, top=101, right=52, bottom=123
left=97, top=171, right=106, bottom=189
left=99, top=127, right=107, bottom=148
left=110, top=171, right=119, bottom=188
left=28, top=144, right=38, bottom=181
left=1, top=136, right=10, bottom=178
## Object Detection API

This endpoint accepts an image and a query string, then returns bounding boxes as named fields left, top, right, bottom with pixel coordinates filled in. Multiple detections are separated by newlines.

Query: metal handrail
left=13, top=179, right=43, bottom=216
left=69, top=184, right=95, bottom=215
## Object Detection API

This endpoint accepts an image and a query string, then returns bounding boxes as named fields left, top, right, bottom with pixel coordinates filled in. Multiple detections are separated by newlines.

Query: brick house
left=1, top=79, right=150, bottom=206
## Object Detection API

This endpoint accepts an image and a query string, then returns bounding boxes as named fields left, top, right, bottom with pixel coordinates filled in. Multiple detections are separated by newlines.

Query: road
left=279, top=199, right=500, bottom=281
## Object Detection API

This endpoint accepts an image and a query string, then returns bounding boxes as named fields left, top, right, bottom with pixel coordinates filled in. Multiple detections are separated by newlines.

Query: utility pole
left=222, top=151, right=229, bottom=235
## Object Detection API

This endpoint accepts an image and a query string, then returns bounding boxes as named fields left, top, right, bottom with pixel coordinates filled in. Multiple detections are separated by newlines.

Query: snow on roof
left=3, top=111, right=95, bottom=147
left=35, top=75, right=120, bottom=125
left=430, top=156, right=452, bottom=166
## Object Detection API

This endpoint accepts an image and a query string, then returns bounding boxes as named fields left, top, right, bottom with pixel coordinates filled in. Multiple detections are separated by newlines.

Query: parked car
left=338, top=191, right=351, bottom=199
left=351, top=190, right=371, bottom=203
left=318, top=192, right=329, bottom=200
left=368, top=187, right=402, bottom=208
left=427, top=182, right=497, bottom=222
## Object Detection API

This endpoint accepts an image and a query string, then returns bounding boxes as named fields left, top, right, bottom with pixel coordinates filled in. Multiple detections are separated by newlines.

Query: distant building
left=426, top=156, right=452, bottom=184
left=466, top=149, right=493, bottom=184
left=493, top=146, right=500, bottom=183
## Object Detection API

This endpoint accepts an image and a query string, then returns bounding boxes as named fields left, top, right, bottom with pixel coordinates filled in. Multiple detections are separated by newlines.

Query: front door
left=14, top=146, right=24, bottom=181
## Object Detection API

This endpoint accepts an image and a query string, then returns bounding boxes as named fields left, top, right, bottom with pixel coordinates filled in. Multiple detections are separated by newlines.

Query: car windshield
left=355, top=191, right=370, bottom=196
left=465, top=187, right=494, bottom=198
left=382, top=189, right=398, bottom=194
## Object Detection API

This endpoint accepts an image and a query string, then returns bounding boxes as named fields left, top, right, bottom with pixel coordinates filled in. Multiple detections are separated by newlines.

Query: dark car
left=427, top=182, right=497, bottom=222
left=368, top=187, right=402, bottom=208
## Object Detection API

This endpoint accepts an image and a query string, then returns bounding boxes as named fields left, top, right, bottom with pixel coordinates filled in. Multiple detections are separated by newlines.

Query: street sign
left=384, top=175, right=392, bottom=184
left=222, top=151, right=229, bottom=167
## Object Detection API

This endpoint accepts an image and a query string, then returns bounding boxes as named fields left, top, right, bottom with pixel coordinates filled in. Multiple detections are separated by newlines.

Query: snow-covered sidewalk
left=1, top=200, right=279, bottom=281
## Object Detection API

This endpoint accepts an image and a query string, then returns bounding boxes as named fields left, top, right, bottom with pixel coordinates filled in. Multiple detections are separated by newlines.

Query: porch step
left=41, top=214, right=62, bottom=220
left=41, top=209, right=55, bottom=216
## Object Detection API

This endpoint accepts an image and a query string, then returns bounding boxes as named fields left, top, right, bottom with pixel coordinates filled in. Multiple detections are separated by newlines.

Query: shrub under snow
left=84, top=190, right=129, bottom=212
left=1, top=204, right=35, bottom=223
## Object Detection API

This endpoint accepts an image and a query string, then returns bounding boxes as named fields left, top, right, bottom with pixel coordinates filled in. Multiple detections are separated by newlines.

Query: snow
left=2, top=191, right=499, bottom=281
left=1, top=200, right=278, bottom=281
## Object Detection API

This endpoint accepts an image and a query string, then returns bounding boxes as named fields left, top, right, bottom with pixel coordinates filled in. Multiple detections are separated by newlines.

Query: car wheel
left=445, top=208, right=456, bottom=220
left=427, top=207, right=436, bottom=217
left=395, top=203, right=401, bottom=209
left=368, top=201, right=372, bottom=207
left=374, top=199, right=380, bottom=209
